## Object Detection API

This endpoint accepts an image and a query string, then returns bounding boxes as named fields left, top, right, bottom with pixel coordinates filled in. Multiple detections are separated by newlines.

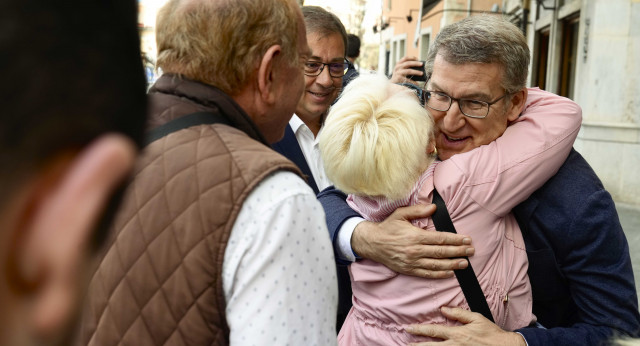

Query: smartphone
left=407, top=61, right=427, bottom=82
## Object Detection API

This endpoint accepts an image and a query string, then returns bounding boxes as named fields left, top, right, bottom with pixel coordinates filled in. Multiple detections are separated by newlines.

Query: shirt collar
left=289, top=114, right=306, bottom=133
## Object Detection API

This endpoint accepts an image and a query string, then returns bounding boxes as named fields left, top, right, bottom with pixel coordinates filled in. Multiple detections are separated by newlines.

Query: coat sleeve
left=516, top=187, right=640, bottom=345
left=317, top=186, right=362, bottom=266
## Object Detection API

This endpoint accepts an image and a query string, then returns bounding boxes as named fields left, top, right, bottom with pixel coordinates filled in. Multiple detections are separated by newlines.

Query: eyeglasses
left=424, top=90, right=512, bottom=119
left=304, top=59, right=349, bottom=78
left=397, top=83, right=426, bottom=107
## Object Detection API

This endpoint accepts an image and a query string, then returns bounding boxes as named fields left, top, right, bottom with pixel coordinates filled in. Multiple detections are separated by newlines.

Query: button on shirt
left=223, top=170, right=338, bottom=346
left=290, top=115, right=333, bottom=191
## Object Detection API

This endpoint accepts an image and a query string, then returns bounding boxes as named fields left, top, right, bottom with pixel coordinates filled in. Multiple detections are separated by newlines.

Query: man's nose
left=442, top=100, right=466, bottom=131
left=315, top=66, right=334, bottom=87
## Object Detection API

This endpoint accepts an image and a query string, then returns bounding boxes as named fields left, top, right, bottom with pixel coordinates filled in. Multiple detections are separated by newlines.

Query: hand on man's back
left=352, top=204, right=475, bottom=278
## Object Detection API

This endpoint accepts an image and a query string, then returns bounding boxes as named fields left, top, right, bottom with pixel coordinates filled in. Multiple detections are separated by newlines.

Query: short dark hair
left=302, top=6, right=348, bottom=56
left=0, top=0, right=147, bottom=198
left=347, top=34, right=361, bottom=59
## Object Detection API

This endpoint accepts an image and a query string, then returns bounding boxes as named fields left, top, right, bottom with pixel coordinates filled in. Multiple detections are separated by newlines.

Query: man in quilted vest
left=77, top=0, right=338, bottom=345
left=0, top=0, right=147, bottom=345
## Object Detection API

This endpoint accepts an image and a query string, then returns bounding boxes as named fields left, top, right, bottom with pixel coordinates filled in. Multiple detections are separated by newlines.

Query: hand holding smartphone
left=407, top=60, right=427, bottom=82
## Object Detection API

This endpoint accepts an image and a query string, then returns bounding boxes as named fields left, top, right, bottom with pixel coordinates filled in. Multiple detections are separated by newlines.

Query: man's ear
left=256, top=44, right=283, bottom=105
left=8, top=134, right=136, bottom=340
left=506, top=87, right=528, bottom=122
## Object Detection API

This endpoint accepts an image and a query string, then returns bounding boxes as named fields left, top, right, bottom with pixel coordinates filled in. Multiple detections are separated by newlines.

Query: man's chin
left=299, top=106, right=328, bottom=120
left=436, top=147, right=467, bottom=161
left=309, top=98, right=330, bottom=109
left=437, top=138, right=476, bottom=160
left=437, top=152, right=452, bottom=161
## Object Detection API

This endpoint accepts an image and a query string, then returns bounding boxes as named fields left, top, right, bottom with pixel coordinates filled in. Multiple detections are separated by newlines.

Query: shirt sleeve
left=223, top=171, right=338, bottom=346
left=337, top=217, right=365, bottom=262
left=317, top=186, right=364, bottom=265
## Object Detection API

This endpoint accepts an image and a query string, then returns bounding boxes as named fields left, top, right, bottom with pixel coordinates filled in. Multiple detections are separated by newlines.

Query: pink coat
left=340, top=88, right=582, bottom=345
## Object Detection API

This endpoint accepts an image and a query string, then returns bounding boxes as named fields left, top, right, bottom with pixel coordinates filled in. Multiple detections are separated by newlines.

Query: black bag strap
left=431, top=189, right=495, bottom=323
left=144, top=111, right=232, bottom=146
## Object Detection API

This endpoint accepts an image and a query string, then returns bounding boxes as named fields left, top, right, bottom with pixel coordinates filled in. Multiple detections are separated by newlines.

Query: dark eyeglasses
left=424, top=90, right=512, bottom=119
left=397, top=83, right=426, bottom=107
left=304, top=59, right=349, bottom=78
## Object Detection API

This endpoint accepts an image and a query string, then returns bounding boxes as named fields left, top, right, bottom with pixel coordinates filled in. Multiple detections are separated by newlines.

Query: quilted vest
left=77, top=74, right=302, bottom=345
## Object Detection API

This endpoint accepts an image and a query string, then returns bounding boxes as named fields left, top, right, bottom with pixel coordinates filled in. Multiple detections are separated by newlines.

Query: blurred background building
left=138, top=0, right=640, bottom=207
left=506, top=0, right=640, bottom=208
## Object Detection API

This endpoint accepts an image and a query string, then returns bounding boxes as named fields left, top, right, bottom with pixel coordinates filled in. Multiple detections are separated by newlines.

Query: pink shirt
left=340, top=88, right=582, bottom=345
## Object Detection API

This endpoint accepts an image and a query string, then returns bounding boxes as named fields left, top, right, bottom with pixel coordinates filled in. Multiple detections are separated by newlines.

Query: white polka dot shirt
left=223, top=170, right=338, bottom=346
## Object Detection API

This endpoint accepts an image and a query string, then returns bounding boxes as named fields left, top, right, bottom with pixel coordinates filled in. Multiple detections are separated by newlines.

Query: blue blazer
left=318, top=149, right=640, bottom=345
left=512, top=149, right=639, bottom=344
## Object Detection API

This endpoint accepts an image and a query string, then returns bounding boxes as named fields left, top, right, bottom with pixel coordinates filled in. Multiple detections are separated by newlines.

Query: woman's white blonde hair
left=318, top=74, right=435, bottom=200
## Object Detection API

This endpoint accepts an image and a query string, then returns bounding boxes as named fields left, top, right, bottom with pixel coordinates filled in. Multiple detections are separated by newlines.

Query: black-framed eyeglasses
left=304, top=59, right=349, bottom=78
left=424, top=90, right=512, bottom=119
left=397, top=83, right=426, bottom=107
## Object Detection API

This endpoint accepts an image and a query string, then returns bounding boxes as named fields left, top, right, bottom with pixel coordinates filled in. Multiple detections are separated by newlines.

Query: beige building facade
left=512, top=0, right=640, bottom=206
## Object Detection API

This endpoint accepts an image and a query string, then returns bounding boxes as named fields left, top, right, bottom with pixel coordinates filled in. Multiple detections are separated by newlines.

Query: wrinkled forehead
left=428, top=55, right=505, bottom=98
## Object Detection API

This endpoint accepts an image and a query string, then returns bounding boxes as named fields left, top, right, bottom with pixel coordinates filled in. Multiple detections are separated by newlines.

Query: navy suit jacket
left=342, top=61, right=359, bottom=89
left=317, top=149, right=640, bottom=345
left=272, top=124, right=319, bottom=194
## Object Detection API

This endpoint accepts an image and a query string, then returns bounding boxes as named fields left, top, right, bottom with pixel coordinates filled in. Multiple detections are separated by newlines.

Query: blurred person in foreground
left=0, top=0, right=147, bottom=345
left=77, top=0, right=338, bottom=345
left=319, top=15, right=640, bottom=345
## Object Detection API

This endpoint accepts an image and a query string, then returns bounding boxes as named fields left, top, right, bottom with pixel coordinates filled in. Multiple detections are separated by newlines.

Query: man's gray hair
left=156, top=0, right=301, bottom=96
left=425, top=15, right=530, bottom=93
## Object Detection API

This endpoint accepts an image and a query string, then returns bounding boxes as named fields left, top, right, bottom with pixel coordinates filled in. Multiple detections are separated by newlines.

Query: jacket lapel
left=272, top=124, right=319, bottom=194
